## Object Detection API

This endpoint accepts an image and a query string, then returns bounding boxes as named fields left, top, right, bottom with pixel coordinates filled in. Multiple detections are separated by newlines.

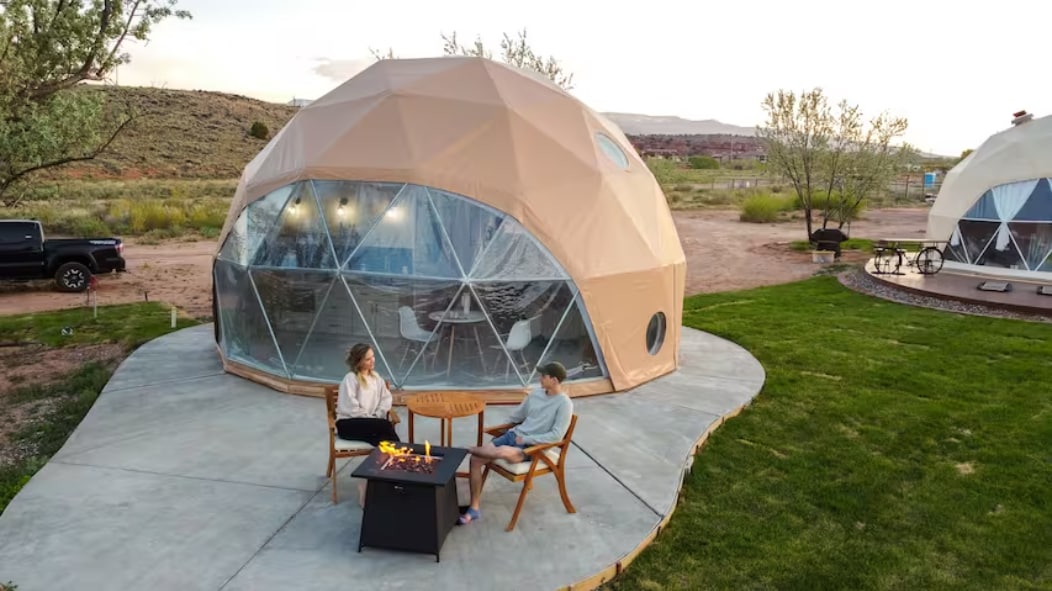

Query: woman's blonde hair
left=345, top=343, right=376, bottom=387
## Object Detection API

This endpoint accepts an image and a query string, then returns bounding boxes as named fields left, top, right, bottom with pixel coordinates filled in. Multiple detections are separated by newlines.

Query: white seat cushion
left=493, top=448, right=561, bottom=475
left=333, top=436, right=375, bottom=452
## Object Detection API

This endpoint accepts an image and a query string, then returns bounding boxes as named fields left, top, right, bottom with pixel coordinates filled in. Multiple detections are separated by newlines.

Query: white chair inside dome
left=398, top=306, right=438, bottom=370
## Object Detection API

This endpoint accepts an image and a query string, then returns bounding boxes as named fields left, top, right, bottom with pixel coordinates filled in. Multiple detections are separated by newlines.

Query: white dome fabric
left=928, top=115, right=1052, bottom=276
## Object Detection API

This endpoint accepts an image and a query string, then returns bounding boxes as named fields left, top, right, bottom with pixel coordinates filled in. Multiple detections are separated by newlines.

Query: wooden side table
left=406, top=391, right=486, bottom=449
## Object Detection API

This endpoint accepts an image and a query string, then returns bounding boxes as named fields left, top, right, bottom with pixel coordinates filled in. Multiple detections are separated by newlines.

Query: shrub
left=740, top=193, right=795, bottom=223
left=688, top=155, right=719, bottom=170
left=249, top=121, right=269, bottom=140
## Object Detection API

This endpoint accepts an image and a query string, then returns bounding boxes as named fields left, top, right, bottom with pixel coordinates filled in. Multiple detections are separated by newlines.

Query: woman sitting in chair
left=336, top=343, right=400, bottom=446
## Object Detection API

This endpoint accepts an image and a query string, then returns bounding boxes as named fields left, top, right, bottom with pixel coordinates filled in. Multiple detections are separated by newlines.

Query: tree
left=0, top=0, right=191, bottom=205
left=758, top=88, right=911, bottom=239
left=370, top=28, right=574, bottom=90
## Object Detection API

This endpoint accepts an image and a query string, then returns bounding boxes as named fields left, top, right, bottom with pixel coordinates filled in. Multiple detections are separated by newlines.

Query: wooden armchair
left=323, top=384, right=401, bottom=504
left=481, top=414, right=578, bottom=531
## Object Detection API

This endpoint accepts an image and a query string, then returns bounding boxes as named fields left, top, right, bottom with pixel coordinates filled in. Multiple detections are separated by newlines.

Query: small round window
left=596, top=132, right=630, bottom=169
left=646, top=312, right=666, bottom=355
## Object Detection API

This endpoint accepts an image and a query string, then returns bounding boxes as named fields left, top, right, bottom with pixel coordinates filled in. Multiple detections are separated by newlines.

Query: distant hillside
left=28, top=87, right=947, bottom=182
left=603, top=112, right=757, bottom=137
left=40, top=86, right=298, bottom=180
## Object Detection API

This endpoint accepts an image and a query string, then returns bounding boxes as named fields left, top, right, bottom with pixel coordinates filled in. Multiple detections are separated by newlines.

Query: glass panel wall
left=213, top=181, right=610, bottom=389
left=947, top=178, right=1052, bottom=274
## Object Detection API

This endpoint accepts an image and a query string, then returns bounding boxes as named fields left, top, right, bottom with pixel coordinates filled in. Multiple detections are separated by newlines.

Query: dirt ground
left=0, top=207, right=929, bottom=468
left=0, top=207, right=930, bottom=319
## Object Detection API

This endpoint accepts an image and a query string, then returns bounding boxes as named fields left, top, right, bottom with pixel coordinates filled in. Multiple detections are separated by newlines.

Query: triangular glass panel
left=991, top=179, right=1038, bottom=221
left=473, top=280, right=573, bottom=387
left=1039, top=250, right=1052, bottom=273
left=291, top=275, right=376, bottom=382
left=943, top=225, right=968, bottom=263
left=399, top=283, right=496, bottom=388
left=528, top=288, right=605, bottom=384
left=1008, top=222, right=1052, bottom=271
left=345, top=185, right=462, bottom=278
left=313, top=181, right=403, bottom=265
left=219, top=185, right=295, bottom=265
left=974, top=222, right=1026, bottom=269
left=1012, top=178, right=1052, bottom=221
left=961, top=190, right=999, bottom=220
left=469, top=217, right=568, bottom=280
left=213, top=259, right=288, bottom=376
left=957, top=220, right=1000, bottom=263
left=250, top=269, right=337, bottom=372
left=426, top=187, right=507, bottom=277
left=251, top=182, right=336, bottom=269
left=342, top=272, right=463, bottom=388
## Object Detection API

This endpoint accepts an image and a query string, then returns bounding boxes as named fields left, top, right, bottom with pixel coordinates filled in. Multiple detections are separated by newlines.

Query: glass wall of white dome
left=943, top=178, right=1052, bottom=273
left=214, top=180, right=607, bottom=389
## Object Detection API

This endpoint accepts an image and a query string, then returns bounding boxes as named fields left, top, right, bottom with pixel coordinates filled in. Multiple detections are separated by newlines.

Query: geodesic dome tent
left=212, top=56, right=686, bottom=396
left=928, top=113, right=1052, bottom=277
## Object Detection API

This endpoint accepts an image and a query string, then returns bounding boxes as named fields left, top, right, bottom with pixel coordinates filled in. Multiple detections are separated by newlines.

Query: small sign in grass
left=0, top=302, right=198, bottom=349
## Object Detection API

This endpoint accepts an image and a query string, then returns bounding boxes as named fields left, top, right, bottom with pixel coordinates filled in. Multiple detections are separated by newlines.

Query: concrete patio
left=0, top=323, right=765, bottom=591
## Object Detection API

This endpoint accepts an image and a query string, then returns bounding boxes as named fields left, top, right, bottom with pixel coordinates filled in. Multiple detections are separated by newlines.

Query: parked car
left=0, top=219, right=126, bottom=292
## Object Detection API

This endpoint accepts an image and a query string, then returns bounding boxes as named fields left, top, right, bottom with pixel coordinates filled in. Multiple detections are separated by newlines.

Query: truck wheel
left=55, top=262, right=92, bottom=293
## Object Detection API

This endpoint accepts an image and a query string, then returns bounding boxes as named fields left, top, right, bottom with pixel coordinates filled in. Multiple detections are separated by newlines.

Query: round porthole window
left=646, top=312, right=666, bottom=355
left=595, top=132, right=630, bottom=170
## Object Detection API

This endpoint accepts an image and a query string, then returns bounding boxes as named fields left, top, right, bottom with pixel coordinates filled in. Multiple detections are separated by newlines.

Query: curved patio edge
left=561, top=327, right=765, bottom=590
left=0, top=324, right=765, bottom=591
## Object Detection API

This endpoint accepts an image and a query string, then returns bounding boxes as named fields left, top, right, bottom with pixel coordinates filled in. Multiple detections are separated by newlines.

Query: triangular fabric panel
left=213, top=260, right=288, bottom=376
left=991, top=179, right=1038, bottom=221
left=426, top=187, right=507, bottom=278
left=956, top=220, right=1000, bottom=263
left=292, top=275, right=379, bottom=382
left=1012, top=178, right=1052, bottom=221
left=345, top=185, right=462, bottom=278
left=1008, top=222, right=1052, bottom=271
left=469, top=218, right=567, bottom=280
left=313, top=180, right=403, bottom=266
left=221, top=185, right=295, bottom=265
left=961, top=190, right=999, bottom=220
left=252, top=182, right=337, bottom=269
left=250, top=269, right=337, bottom=372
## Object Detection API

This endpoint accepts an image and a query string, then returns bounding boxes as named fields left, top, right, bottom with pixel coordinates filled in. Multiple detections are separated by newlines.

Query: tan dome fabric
left=218, top=56, right=685, bottom=390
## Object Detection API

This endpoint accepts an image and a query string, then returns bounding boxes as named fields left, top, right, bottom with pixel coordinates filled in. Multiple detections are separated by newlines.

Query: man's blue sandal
left=457, top=508, right=481, bottom=525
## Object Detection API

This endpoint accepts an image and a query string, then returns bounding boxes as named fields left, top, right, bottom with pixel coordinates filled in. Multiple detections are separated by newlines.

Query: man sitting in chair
left=458, top=361, right=573, bottom=525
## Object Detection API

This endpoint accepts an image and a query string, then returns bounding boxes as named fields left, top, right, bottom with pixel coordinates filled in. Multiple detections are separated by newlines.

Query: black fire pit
left=351, top=442, right=467, bottom=562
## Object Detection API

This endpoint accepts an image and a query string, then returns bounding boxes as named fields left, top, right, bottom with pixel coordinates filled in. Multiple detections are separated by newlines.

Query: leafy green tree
left=370, top=28, right=574, bottom=90
left=759, top=88, right=911, bottom=238
left=0, top=0, right=191, bottom=205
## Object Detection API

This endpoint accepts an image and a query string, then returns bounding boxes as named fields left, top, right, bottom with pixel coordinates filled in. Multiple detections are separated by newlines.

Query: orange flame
left=425, top=440, right=431, bottom=459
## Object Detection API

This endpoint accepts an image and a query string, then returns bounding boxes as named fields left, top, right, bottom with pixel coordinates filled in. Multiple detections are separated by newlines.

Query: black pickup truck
left=0, top=219, right=126, bottom=292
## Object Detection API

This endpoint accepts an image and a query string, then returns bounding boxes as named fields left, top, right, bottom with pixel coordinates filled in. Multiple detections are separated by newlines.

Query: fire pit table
left=351, top=441, right=468, bottom=562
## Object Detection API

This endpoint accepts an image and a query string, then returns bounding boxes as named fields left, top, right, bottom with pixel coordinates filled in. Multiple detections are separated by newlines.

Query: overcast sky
left=114, top=0, right=1050, bottom=156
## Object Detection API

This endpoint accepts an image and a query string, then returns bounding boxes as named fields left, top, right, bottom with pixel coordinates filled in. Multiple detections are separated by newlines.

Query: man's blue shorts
left=491, top=430, right=531, bottom=460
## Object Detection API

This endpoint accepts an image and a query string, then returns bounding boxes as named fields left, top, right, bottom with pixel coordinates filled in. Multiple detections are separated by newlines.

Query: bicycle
left=872, top=240, right=945, bottom=276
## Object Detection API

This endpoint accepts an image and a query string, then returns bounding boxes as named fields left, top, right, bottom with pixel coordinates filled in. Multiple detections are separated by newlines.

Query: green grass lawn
left=608, top=277, right=1052, bottom=591
left=0, top=303, right=200, bottom=514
